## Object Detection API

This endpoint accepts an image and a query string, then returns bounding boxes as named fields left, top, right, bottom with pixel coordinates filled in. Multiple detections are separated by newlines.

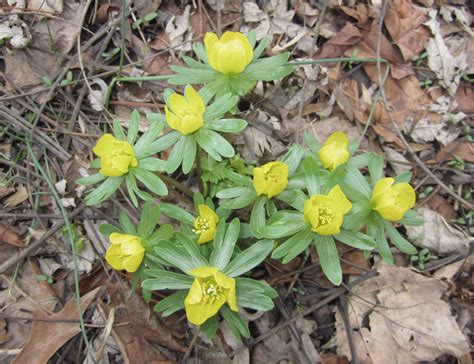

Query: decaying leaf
left=406, top=207, right=470, bottom=255
left=88, top=79, right=108, bottom=112
left=335, top=263, right=470, bottom=363
left=424, top=9, right=467, bottom=96
left=27, top=0, right=64, bottom=13
left=0, top=223, right=23, bottom=247
left=4, top=185, right=28, bottom=208
left=165, top=5, right=192, bottom=52
left=13, top=287, right=101, bottom=364
left=0, top=18, right=31, bottom=49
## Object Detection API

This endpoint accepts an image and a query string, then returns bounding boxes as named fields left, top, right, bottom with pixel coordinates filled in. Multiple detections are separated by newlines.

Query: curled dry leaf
left=424, top=9, right=467, bottom=96
left=88, top=79, right=108, bottom=112
left=335, top=263, right=470, bottom=363
left=406, top=207, right=470, bottom=255
left=0, top=18, right=31, bottom=49
left=12, top=287, right=101, bottom=364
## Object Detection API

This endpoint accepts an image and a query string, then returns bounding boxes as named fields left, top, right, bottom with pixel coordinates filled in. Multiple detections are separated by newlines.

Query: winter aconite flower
left=193, top=204, right=219, bottom=244
left=105, top=233, right=145, bottom=273
left=253, top=161, right=289, bottom=199
left=165, top=86, right=205, bottom=135
left=317, top=131, right=350, bottom=172
left=304, top=185, right=352, bottom=235
left=371, top=178, right=416, bottom=221
left=185, top=266, right=238, bottom=326
left=204, top=32, right=253, bottom=75
left=93, top=134, right=138, bottom=177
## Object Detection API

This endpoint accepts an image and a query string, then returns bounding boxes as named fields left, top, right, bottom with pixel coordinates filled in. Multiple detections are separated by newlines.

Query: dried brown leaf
left=4, top=185, right=28, bottom=208
left=0, top=223, right=23, bottom=247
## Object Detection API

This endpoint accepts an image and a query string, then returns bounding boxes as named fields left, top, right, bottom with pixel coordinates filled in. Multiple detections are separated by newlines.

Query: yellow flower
left=165, top=86, right=205, bottom=135
left=105, top=233, right=145, bottom=273
left=204, top=31, right=253, bottom=75
left=304, top=185, right=352, bottom=236
left=93, top=134, right=138, bottom=177
left=317, top=131, right=350, bottom=172
left=371, top=177, right=416, bottom=221
left=185, top=266, right=238, bottom=325
left=193, top=204, right=219, bottom=244
left=253, top=161, right=289, bottom=199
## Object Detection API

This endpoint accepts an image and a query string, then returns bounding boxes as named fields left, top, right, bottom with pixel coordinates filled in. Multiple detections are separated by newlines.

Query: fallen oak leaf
left=12, top=287, right=101, bottom=364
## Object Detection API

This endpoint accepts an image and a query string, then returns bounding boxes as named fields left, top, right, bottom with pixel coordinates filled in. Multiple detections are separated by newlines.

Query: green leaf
left=245, top=53, right=289, bottom=74
left=219, top=191, right=257, bottom=209
left=398, top=210, right=424, bottom=226
left=142, top=270, right=193, bottom=290
left=170, top=65, right=219, bottom=83
left=384, top=221, right=417, bottom=254
left=197, top=128, right=235, bottom=158
left=222, top=170, right=253, bottom=187
left=236, top=291, right=275, bottom=311
left=99, top=224, right=122, bottom=236
left=125, top=173, right=139, bottom=207
left=85, top=177, right=123, bottom=205
left=153, top=240, right=196, bottom=273
left=201, top=314, right=219, bottom=339
left=276, top=190, right=306, bottom=212
left=182, top=135, right=197, bottom=174
left=343, top=202, right=371, bottom=231
left=304, top=132, right=321, bottom=152
left=183, top=55, right=209, bottom=69
left=138, top=157, right=167, bottom=172
left=194, top=128, right=221, bottom=161
left=210, top=219, right=240, bottom=270
left=76, top=173, right=106, bottom=186
left=272, top=229, right=313, bottom=263
left=349, top=152, right=373, bottom=168
left=314, top=235, right=342, bottom=286
left=113, top=121, right=126, bottom=140
left=166, top=136, right=186, bottom=173
left=223, top=239, right=273, bottom=277
left=137, top=202, right=160, bottom=239
left=127, top=110, right=140, bottom=144
left=146, top=131, right=181, bottom=155
left=252, top=35, right=270, bottom=60
left=160, top=203, right=194, bottom=224
left=368, top=154, right=384, bottom=185
left=250, top=196, right=266, bottom=238
left=394, top=171, right=413, bottom=184
left=335, top=230, right=376, bottom=251
left=154, top=290, right=186, bottom=316
left=368, top=214, right=394, bottom=264
left=147, top=224, right=174, bottom=246
left=90, top=159, right=101, bottom=169
left=175, top=232, right=209, bottom=268
left=193, top=42, right=208, bottom=63
left=281, top=144, right=304, bottom=175
left=235, top=277, right=277, bottom=298
left=119, top=210, right=137, bottom=234
left=220, top=305, right=250, bottom=339
left=206, top=118, right=247, bottom=133
left=259, top=214, right=307, bottom=239
left=303, top=156, right=322, bottom=195
left=134, top=168, right=168, bottom=196
left=134, top=120, right=164, bottom=159
left=341, top=164, right=371, bottom=202
left=204, top=94, right=238, bottom=121
left=146, top=112, right=165, bottom=124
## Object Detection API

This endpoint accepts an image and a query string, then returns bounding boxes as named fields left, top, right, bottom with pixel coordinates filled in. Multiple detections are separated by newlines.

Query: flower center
left=193, top=217, right=210, bottom=234
left=318, top=206, right=334, bottom=226
left=264, top=171, right=280, bottom=183
left=201, top=278, right=222, bottom=304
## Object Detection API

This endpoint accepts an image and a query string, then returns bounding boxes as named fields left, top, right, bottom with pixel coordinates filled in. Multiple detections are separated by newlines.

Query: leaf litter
left=0, top=0, right=472, bottom=362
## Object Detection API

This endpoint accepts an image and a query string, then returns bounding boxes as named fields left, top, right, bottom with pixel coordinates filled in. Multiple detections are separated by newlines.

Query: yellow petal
left=376, top=205, right=404, bottom=221
left=169, top=93, right=189, bottom=115
left=392, top=182, right=416, bottom=212
left=232, top=32, right=253, bottom=64
left=226, top=282, right=238, bottom=312
left=186, top=279, right=203, bottom=304
left=165, top=105, right=180, bottom=131
left=198, top=204, right=219, bottom=223
left=180, top=115, right=203, bottom=135
left=99, top=162, right=124, bottom=177
left=189, top=266, right=218, bottom=277
left=328, top=185, right=352, bottom=215
left=185, top=86, right=205, bottom=115
left=252, top=162, right=288, bottom=198
left=122, top=251, right=144, bottom=273
left=204, top=32, right=219, bottom=70
left=216, top=41, right=248, bottom=74
left=111, top=154, right=132, bottom=174
left=185, top=295, right=225, bottom=326
left=317, top=143, right=350, bottom=172
left=253, top=167, right=266, bottom=196
left=372, top=177, right=394, bottom=200
left=110, top=232, right=137, bottom=245
left=120, top=238, right=144, bottom=256
left=213, top=271, right=233, bottom=289
left=93, top=134, right=116, bottom=157
left=313, top=212, right=343, bottom=235
left=105, top=244, right=124, bottom=270
left=325, top=131, right=348, bottom=148
left=197, top=230, right=214, bottom=244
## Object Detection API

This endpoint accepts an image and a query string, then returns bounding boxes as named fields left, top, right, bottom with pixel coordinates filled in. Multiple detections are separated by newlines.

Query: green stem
left=118, top=0, right=127, bottom=77
left=196, top=145, right=204, bottom=196
left=116, top=75, right=173, bottom=82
